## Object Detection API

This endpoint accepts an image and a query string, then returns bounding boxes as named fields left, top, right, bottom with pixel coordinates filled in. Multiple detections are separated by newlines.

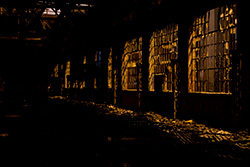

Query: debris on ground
left=75, top=100, right=250, bottom=151
left=50, top=97, right=250, bottom=161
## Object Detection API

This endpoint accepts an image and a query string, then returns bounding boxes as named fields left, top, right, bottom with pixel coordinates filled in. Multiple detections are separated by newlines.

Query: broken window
left=108, top=47, right=113, bottom=89
left=188, top=4, right=237, bottom=93
left=149, top=24, right=178, bottom=92
left=121, top=37, right=142, bottom=91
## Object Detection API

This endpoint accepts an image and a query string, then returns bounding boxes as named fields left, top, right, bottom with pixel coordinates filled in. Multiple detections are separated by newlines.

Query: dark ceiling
left=0, top=0, right=238, bottom=49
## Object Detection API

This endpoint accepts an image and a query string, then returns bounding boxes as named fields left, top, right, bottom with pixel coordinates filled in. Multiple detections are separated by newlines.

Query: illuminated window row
left=122, top=23, right=178, bottom=92
left=61, top=59, right=87, bottom=89
left=53, top=3, right=237, bottom=95
left=63, top=51, right=102, bottom=90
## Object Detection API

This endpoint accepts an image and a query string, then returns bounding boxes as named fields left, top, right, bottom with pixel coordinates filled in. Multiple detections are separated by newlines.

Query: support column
left=236, top=1, right=249, bottom=129
left=140, top=32, right=151, bottom=112
left=177, top=19, right=190, bottom=119
left=112, top=39, right=123, bottom=107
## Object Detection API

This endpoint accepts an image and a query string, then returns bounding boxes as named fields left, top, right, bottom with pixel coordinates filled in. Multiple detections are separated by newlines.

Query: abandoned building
left=0, top=0, right=249, bottom=129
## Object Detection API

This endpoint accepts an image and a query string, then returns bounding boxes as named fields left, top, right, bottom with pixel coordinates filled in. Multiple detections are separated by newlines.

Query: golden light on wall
left=54, top=64, right=59, bottom=77
left=108, top=47, right=113, bottom=89
left=0, top=7, right=7, bottom=15
left=121, top=37, right=142, bottom=91
left=65, top=61, right=70, bottom=89
left=94, top=77, right=97, bottom=89
left=149, top=24, right=178, bottom=92
left=188, top=4, right=237, bottom=93
left=80, top=80, right=86, bottom=89
left=95, top=51, right=98, bottom=62
left=73, top=80, right=79, bottom=89
left=83, top=56, right=87, bottom=64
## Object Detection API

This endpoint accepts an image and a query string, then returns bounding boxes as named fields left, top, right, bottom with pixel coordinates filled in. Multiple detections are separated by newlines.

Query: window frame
left=148, top=24, right=178, bottom=92
left=121, top=37, right=143, bottom=91
left=188, top=4, right=237, bottom=94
